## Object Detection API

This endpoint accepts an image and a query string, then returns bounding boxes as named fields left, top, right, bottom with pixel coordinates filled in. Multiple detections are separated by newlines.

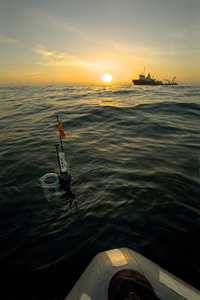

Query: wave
left=0, top=84, right=200, bottom=299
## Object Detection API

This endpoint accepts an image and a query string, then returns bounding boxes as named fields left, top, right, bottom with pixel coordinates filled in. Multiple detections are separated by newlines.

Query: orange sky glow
left=0, top=0, right=200, bottom=86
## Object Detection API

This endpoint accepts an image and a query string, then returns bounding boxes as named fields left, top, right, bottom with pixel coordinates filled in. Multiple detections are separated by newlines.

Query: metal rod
left=54, top=143, right=61, bottom=173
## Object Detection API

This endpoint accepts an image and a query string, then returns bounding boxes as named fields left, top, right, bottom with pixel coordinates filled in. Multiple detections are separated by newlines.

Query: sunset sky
left=1, top=0, right=200, bottom=86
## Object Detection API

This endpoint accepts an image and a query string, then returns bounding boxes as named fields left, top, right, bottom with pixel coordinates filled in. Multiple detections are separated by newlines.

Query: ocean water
left=0, top=84, right=200, bottom=299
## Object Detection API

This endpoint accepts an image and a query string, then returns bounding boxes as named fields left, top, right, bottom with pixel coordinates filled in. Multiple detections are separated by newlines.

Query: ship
left=132, top=70, right=178, bottom=86
left=163, top=77, right=178, bottom=85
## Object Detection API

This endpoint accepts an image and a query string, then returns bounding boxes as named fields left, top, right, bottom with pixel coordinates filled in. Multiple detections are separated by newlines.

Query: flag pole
left=57, top=115, right=64, bottom=153
left=54, top=143, right=61, bottom=173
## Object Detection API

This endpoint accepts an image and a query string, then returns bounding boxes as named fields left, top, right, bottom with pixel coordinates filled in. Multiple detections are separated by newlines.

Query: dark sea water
left=0, top=84, right=200, bottom=299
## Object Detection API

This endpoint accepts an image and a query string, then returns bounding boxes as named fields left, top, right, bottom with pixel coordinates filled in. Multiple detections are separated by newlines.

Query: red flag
left=58, top=121, right=62, bottom=129
left=59, top=129, right=65, bottom=137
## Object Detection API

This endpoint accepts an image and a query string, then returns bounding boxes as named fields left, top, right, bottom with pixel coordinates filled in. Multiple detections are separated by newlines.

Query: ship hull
left=163, top=83, right=178, bottom=86
left=132, top=79, right=163, bottom=86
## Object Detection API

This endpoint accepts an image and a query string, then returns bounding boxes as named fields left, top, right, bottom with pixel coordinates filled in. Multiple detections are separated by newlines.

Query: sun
left=102, top=74, right=112, bottom=83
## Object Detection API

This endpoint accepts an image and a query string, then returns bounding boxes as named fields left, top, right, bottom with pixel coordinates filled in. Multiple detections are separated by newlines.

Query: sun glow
left=102, top=74, right=112, bottom=83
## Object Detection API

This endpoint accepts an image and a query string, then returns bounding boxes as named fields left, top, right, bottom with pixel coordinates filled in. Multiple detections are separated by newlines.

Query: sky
left=0, top=0, right=200, bottom=86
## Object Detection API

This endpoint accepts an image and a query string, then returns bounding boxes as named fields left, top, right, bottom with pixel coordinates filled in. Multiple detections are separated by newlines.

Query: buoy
left=56, top=116, right=71, bottom=185
left=39, top=173, right=59, bottom=188
left=39, top=116, right=71, bottom=202
left=39, top=173, right=62, bottom=202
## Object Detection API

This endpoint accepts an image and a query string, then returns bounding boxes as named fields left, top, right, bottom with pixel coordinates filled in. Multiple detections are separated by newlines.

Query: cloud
left=56, top=20, right=102, bottom=46
left=35, top=44, right=88, bottom=67
left=165, top=24, right=200, bottom=54
left=62, top=21, right=179, bottom=58
left=2, top=71, right=43, bottom=77
left=0, top=34, right=18, bottom=43
left=141, top=47, right=177, bottom=56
